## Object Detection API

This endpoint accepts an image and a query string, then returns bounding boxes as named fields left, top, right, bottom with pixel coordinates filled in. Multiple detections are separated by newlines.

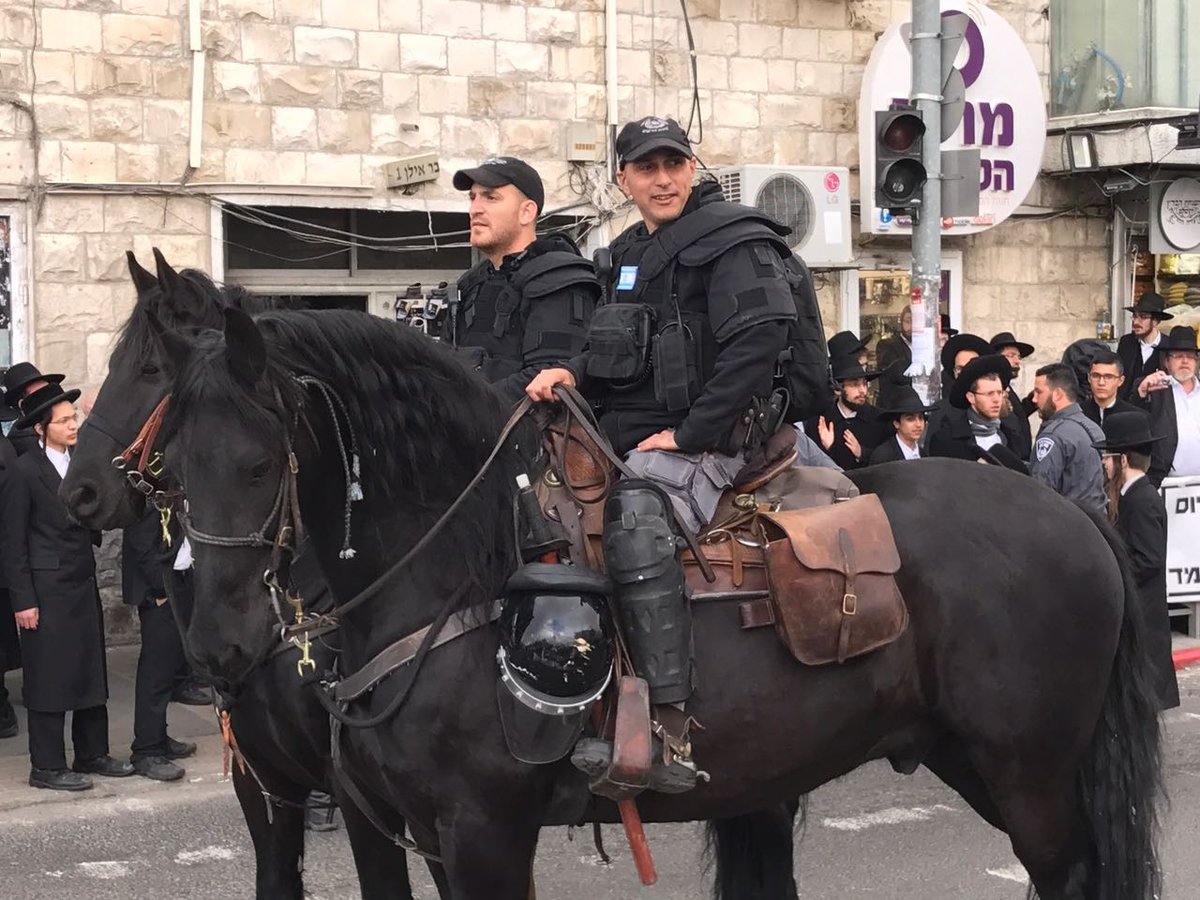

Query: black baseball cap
left=615, top=116, right=693, bottom=166
left=452, top=156, right=544, bottom=213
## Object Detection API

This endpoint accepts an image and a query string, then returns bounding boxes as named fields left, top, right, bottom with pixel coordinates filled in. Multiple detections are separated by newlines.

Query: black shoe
left=171, top=683, right=213, bottom=706
left=132, top=755, right=185, bottom=782
left=571, top=737, right=699, bottom=794
left=164, top=736, right=197, bottom=760
left=30, top=767, right=93, bottom=791
left=72, top=755, right=135, bottom=778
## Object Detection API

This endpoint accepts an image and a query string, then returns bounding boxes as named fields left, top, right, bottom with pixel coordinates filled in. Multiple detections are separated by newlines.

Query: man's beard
left=841, top=396, right=864, bottom=411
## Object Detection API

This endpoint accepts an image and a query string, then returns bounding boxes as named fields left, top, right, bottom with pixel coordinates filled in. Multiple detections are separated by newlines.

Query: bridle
left=85, top=395, right=175, bottom=501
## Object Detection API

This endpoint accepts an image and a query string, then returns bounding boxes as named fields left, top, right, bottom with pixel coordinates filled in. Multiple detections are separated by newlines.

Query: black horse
left=62, top=252, right=433, bottom=900
left=154, top=306, right=1161, bottom=900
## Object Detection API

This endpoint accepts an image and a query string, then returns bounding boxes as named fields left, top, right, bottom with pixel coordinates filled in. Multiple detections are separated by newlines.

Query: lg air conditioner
left=712, top=165, right=853, bottom=269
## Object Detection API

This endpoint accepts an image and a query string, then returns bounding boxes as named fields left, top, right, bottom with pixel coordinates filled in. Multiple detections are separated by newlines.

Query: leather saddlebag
left=755, top=494, right=908, bottom=665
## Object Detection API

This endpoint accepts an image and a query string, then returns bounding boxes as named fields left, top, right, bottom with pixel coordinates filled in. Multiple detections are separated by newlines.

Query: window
left=1051, top=0, right=1199, bottom=118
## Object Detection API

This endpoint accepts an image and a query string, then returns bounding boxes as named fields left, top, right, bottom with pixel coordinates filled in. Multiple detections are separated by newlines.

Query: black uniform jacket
left=1141, top=388, right=1181, bottom=488
left=868, top=433, right=925, bottom=465
left=1117, top=333, right=1164, bottom=401
left=1, top=449, right=105, bottom=712
left=0, top=435, right=20, bottom=673
left=927, top=406, right=1023, bottom=463
left=803, top=402, right=884, bottom=471
left=1116, top=476, right=1179, bottom=710
left=1080, top=396, right=1143, bottom=427
left=573, top=183, right=794, bottom=455
left=122, top=509, right=181, bottom=609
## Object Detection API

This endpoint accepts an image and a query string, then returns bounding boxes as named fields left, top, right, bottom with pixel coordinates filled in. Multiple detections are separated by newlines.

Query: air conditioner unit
left=713, top=165, right=853, bottom=269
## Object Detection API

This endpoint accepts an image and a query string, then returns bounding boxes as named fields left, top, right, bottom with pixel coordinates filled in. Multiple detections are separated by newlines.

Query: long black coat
left=1004, top=386, right=1033, bottom=461
left=867, top=433, right=926, bottom=465
left=1, top=450, right=105, bottom=712
left=803, top=402, right=884, bottom=470
left=0, top=434, right=20, bottom=674
left=1117, top=476, right=1179, bottom=710
left=122, top=509, right=179, bottom=609
left=927, top=406, right=1023, bottom=463
left=1117, top=333, right=1164, bottom=401
left=1081, top=396, right=1144, bottom=427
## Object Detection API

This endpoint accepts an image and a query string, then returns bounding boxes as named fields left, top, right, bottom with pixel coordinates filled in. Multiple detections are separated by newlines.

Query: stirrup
left=570, top=737, right=704, bottom=795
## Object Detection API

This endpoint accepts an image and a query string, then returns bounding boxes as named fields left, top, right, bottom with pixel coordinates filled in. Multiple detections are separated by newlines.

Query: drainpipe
left=187, top=0, right=206, bottom=176
left=599, top=0, right=619, bottom=245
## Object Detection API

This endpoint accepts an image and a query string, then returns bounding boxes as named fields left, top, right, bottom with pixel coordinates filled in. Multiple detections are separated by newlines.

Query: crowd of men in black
left=0, top=364, right=210, bottom=791
left=0, top=113, right=1194, bottom=797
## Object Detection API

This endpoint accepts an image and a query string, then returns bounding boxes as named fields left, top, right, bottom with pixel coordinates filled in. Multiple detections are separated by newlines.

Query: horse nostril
left=69, top=483, right=100, bottom=518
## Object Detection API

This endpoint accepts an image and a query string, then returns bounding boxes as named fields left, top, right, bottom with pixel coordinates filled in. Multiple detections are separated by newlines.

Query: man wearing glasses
left=1081, top=349, right=1142, bottom=426
left=1030, top=363, right=1106, bottom=514
left=1117, top=292, right=1172, bottom=401
left=929, top=355, right=1025, bottom=463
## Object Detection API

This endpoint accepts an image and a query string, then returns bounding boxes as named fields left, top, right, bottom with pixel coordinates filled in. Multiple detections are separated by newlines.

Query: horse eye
left=249, top=460, right=272, bottom=480
left=141, top=364, right=159, bottom=375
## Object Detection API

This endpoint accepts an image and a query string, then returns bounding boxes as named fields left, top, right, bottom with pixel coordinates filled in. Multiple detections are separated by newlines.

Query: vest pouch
left=652, top=321, right=701, bottom=412
left=584, top=303, right=654, bottom=386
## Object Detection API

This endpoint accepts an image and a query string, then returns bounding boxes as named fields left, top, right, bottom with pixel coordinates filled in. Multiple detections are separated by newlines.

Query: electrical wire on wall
left=678, top=0, right=704, bottom=147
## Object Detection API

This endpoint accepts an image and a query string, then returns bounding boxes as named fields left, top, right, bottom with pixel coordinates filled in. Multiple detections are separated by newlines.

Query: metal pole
left=910, top=0, right=943, bottom=403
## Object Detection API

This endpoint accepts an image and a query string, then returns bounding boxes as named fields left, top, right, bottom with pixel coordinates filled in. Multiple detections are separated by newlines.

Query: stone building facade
left=0, top=0, right=1112, bottom=635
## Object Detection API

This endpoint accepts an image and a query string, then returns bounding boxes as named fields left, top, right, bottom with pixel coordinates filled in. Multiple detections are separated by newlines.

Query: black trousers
left=132, top=599, right=187, bottom=759
left=168, top=570, right=199, bottom=687
left=27, top=705, right=108, bottom=771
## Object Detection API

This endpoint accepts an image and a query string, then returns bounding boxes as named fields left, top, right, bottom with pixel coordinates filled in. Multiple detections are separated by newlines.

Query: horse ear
left=126, top=251, right=158, bottom=295
left=144, top=309, right=191, bottom=381
left=223, top=307, right=267, bottom=386
left=152, top=247, right=186, bottom=307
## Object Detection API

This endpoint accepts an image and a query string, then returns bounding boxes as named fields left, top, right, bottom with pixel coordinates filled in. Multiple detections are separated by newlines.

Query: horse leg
left=230, top=763, right=306, bottom=900
left=437, top=809, right=540, bottom=900
left=921, top=737, right=1006, bottom=832
left=705, top=804, right=801, bottom=900
left=333, top=783, right=418, bottom=900
left=983, top=767, right=1089, bottom=900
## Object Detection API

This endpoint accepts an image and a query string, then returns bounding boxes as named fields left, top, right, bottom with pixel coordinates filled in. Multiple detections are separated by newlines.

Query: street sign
left=1162, top=477, right=1200, bottom=601
left=384, top=153, right=441, bottom=189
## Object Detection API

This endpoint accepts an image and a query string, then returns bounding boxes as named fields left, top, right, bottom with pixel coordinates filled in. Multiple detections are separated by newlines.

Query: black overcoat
left=927, top=406, right=1023, bottom=462
left=803, top=402, right=884, bottom=471
left=0, top=450, right=105, bottom=712
left=0, top=434, right=20, bottom=673
left=1116, top=476, right=1179, bottom=710
left=867, top=434, right=926, bottom=465
left=1117, top=333, right=1163, bottom=401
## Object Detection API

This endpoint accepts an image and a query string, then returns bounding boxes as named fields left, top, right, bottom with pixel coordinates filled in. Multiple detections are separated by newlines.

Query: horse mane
left=115, top=269, right=271, bottom=361
left=170, top=310, right=520, bottom=600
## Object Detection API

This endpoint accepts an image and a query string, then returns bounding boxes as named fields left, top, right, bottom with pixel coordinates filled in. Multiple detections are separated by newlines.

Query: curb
left=1173, top=647, right=1200, bottom=671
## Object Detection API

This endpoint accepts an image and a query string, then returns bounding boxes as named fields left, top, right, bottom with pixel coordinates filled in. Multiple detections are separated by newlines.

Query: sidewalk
left=0, top=645, right=229, bottom=818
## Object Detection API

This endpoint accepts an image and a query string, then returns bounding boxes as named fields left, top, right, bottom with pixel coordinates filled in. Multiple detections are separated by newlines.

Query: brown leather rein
left=109, top=394, right=173, bottom=498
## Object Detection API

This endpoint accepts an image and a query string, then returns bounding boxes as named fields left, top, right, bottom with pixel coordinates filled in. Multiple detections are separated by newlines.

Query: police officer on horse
left=451, top=156, right=599, bottom=404
left=527, top=116, right=822, bottom=793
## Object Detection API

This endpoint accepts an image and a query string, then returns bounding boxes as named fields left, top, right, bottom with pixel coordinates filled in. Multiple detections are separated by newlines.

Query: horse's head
left=161, top=308, right=310, bottom=681
left=63, top=249, right=261, bottom=530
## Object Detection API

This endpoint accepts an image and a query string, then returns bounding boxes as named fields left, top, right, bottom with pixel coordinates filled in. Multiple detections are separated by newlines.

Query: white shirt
left=1140, top=333, right=1161, bottom=364
left=836, top=401, right=857, bottom=420
left=896, top=436, right=921, bottom=460
left=1120, top=471, right=1145, bottom=497
left=43, top=444, right=70, bottom=480
left=1170, top=378, right=1200, bottom=477
left=173, top=537, right=193, bottom=571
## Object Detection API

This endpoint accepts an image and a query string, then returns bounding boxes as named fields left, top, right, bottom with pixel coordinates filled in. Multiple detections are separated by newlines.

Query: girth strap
left=333, top=602, right=501, bottom=702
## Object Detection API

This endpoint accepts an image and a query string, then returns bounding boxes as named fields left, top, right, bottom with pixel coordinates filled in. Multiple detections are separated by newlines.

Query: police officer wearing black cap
left=527, top=115, right=811, bottom=794
left=450, top=156, right=598, bottom=405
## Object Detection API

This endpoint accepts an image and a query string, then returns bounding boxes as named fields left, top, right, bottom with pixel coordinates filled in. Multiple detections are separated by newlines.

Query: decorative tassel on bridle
left=296, top=376, right=364, bottom=560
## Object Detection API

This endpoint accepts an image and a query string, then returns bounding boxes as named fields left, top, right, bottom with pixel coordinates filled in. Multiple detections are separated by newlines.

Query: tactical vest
left=454, top=251, right=596, bottom=383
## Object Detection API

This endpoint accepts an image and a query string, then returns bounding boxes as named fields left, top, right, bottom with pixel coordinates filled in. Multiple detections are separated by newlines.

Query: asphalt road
left=2, top=667, right=1200, bottom=899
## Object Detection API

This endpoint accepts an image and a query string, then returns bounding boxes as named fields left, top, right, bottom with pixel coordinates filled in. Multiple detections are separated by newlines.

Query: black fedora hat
left=828, top=330, right=869, bottom=360
left=831, top=356, right=880, bottom=383
left=950, top=354, right=1012, bottom=409
left=1092, top=410, right=1162, bottom=452
left=1161, top=325, right=1198, bottom=353
left=990, top=331, right=1035, bottom=358
left=940, top=333, right=992, bottom=372
left=3, top=362, right=64, bottom=411
left=1125, top=291, right=1173, bottom=321
left=878, top=384, right=937, bottom=418
left=15, top=382, right=81, bottom=430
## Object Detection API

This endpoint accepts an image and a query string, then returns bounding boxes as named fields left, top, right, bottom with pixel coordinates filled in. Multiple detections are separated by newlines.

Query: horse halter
left=88, top=394, right=174, bottom=500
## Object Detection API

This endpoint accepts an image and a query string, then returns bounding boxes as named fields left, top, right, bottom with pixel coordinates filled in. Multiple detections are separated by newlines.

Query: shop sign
left=1163, top=477, right=1200, bottom=601
left=859, top=0, right=1046, bottom=236
left=1156, top=177, right=1200, bottom=252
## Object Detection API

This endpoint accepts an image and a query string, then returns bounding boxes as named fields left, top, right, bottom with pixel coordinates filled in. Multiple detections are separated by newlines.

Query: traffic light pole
left=910, top=0, right=944, bottom=403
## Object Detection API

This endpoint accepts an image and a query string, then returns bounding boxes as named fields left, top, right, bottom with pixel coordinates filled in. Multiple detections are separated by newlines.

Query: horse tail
left=703, top=798, right=805, bottom=900
left=1071, top=505, right=1163, bottom=900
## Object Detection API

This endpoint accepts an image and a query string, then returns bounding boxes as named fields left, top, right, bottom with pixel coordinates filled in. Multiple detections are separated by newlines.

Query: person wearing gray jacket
left=1030, top=363, right=1106, bottom=514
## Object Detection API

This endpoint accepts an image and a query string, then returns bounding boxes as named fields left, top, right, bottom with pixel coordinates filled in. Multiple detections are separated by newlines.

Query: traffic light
left=875, top=106, right=927, bottom=214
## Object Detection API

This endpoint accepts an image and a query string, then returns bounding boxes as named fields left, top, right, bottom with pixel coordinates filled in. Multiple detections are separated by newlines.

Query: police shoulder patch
left=1035, top=437, right=1055, bottom=461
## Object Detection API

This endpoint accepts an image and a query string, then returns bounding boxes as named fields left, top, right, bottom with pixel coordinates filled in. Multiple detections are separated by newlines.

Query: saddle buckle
left=842, top=592, right=858, bottom=616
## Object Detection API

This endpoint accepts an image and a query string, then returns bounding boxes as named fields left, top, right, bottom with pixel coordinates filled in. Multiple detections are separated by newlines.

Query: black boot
left=571, top=480, right=700, bottom=794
